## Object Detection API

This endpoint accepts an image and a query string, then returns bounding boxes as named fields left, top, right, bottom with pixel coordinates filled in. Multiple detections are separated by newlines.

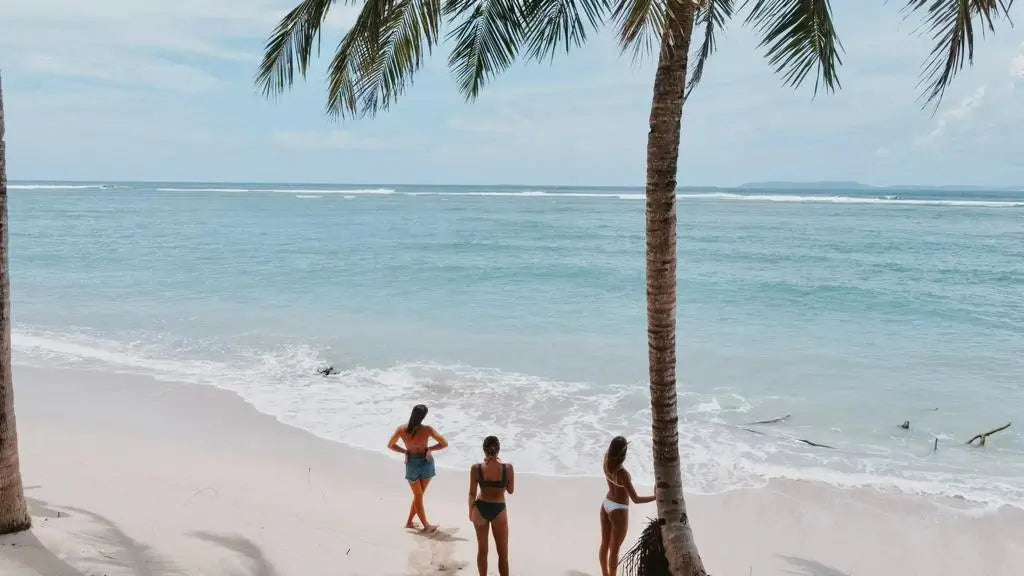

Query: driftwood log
left=737, top=416, right=834, bottom=449
left=966, top=422, right=1011, bottom=446
left=748, top=414, right=791, bottom=425
left=798, top=438, right=835, bottom=449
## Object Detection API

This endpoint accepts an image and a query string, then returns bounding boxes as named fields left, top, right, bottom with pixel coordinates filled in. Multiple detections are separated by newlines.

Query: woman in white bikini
left=598, top=436, right=655, bottom=576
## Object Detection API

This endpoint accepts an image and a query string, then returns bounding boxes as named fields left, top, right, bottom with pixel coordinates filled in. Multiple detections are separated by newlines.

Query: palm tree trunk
left=0, top=73, right=32, bottom=535
left=644, top=2, right=704, bottom=575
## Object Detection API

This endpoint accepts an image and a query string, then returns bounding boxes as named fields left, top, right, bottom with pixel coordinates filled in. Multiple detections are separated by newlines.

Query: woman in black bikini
left=468, top=436, right=515, bottom=576
left=599, top=436, right=655, bottom=576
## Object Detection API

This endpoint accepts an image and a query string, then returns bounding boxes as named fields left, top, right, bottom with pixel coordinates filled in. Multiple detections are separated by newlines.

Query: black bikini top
left=477, top=463, right=508, bottom=489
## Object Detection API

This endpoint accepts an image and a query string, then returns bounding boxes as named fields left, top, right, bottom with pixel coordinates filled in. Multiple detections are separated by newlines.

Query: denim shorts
left=405, top=454, right=436, bottom=482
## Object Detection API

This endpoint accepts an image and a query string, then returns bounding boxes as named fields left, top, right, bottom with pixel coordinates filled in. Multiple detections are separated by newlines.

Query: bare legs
left=598, top=505, right=628, bottom=576
left=405, top=502, right=417, bottom=528
left=492, top=514, right=509, bottom=576
left=473, top=513, right=489, bottom=576
left=599, top=505, right=610, bottom=576
left=471, top=507, right=509, bottom=576
left=406, top=478, right=436, bottom=531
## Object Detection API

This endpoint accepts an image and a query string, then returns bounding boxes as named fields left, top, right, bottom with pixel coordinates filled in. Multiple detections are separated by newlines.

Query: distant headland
left=737, top=181, right=1020, bottom=192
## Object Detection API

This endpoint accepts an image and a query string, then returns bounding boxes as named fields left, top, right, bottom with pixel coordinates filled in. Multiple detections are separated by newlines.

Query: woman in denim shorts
left=388, top=404, right=448, bottom=531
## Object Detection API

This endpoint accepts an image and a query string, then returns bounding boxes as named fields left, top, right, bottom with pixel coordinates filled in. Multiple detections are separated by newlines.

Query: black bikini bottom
left=475, top=500, right=506, bottom=521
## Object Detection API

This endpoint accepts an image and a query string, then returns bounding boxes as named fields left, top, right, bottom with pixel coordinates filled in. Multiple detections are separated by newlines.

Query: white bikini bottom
left=602, top=498, right=629, bottom=513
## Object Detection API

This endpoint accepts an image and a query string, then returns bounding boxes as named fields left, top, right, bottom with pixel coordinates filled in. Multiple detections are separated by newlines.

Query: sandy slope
left=1, top=366, right=1022, bottom=575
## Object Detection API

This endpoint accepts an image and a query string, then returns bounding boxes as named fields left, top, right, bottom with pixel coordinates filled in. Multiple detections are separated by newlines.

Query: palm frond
left=324, top=0, right=388, bottom=117
left=324, top=0, right=443, bottom=117
left=904, top=0, right=1014, bottom=106
left=522, top=0, right=611, bottom=62
left=257, top=0, right=339, bottom=97
left=686, top=0, right=737, bottom=97
left=742, top=0, right=844, bottom=94
left=619, top=517, right=671, bottom=575
left=610, top=0, right=668, bottom=60
left=445, top=0, right=527, bottom=99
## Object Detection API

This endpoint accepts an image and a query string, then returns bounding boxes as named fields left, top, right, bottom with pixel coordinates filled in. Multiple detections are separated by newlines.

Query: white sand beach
left=2, top=366, right=1022, bottom=576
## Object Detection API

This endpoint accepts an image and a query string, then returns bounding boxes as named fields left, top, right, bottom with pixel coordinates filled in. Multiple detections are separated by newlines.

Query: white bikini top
left=605, top=466, right=626, bottom=488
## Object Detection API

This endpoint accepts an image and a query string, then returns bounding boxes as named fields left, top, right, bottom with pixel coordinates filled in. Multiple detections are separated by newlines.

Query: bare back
left=399, top=425, right=433, bottom=455
left=476, top=460, right=510, bottom=503
left=605, top=467, right=629, bottom=505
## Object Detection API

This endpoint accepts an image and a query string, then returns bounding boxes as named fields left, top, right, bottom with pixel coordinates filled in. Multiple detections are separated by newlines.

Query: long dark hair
left=604, top=436, right=628, bottom=476
left=406, top=404, right=428, bottom=436
left=483, top=436, right=500, bottom=459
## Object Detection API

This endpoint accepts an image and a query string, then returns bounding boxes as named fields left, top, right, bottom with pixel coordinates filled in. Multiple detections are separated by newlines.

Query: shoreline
left=13, top=346, right=1023, bottom=515
left=3, top=365, right=1024, bottom=575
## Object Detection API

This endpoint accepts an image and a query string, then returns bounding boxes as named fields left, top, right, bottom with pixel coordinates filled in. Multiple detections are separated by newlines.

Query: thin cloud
left=1012, top=42, right=1024, bottom=88
left=272, top=130, right=400, bottom=151
left=1, top=0, right=356, bottom=91
left=918, top=85, right=987, bottom=145
left=22, top=53, right=222, bottom=93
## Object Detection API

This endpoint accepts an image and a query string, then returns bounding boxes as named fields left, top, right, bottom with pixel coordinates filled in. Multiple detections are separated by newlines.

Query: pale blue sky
left=1, top=0, right=1022, bottom=187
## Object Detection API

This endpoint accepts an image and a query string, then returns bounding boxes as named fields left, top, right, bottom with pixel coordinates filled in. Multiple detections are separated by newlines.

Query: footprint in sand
left=406, top=527, right=468, bottom=575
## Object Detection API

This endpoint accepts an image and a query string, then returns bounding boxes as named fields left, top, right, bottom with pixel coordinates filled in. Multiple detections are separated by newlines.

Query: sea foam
left=13, top=327, right=1024, bottom=514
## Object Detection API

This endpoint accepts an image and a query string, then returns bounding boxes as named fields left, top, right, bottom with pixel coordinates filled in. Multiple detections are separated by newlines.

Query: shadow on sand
left=0, top=497, right=180, bottom=576
left=780, top=555, right=851, bottom=576
left=2, top=497, right=287, bottom=576
left=405, top=526, right=469, bottom=575
left=62, top=504, right=180, bottom=576
left=190, top=531, right=282, bottom=576
left=0, top=530, right=85, bottom=576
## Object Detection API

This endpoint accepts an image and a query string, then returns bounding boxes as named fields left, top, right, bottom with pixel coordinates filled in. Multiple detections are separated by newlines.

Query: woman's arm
left=505, top=464, right=515, bottom=495
left=624, top=470, right=656, bottom=504
left=426, top=427, right=449, bottom=453
left=387, top=427, right=407, bottom=455
left=468, top=466, right=478, bottom=519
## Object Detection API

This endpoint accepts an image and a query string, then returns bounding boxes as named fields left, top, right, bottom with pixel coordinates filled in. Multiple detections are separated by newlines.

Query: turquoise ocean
left=10, top=182, right=1024, bottom=511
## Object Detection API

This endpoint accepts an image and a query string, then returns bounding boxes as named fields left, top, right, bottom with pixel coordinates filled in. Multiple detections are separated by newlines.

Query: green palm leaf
left=609, top=0, right=667, bottom=60
left=256, top=0, right=340, bottom=97
left=445, top=0, right=527, bottom=99
left=522, top=0, right=611, bottom=62
left=326, top=0, right=444, bottom=117
left=904, top=0, right=1014, bottom=105
left=687, top=0, right=737, bottom=97
left=323, top=0, right=387, bottom=117
left=743, top=0, right=843, bottom=94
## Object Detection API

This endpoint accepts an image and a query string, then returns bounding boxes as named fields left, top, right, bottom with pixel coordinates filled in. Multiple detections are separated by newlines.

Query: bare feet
left=420, top=524, right=439, bottom=533
left=405, top=521, right=420, bottom=529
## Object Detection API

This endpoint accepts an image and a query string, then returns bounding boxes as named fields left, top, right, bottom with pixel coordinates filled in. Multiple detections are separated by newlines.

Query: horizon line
left=9, top=178, right=1023, bottom=191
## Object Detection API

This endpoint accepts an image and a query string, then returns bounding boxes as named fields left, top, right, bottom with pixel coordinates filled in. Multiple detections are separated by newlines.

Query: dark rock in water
left=317, top=365, right=338, bottom=376
left=900, top=420, right=910, bottom=430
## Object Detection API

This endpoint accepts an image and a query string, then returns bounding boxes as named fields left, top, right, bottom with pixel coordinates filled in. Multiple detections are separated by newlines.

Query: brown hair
left=407, top=404, right=428, bottom=436
left=604, top=436, right=628, bottom=477
left=483, top=436, right=500, bottom=459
